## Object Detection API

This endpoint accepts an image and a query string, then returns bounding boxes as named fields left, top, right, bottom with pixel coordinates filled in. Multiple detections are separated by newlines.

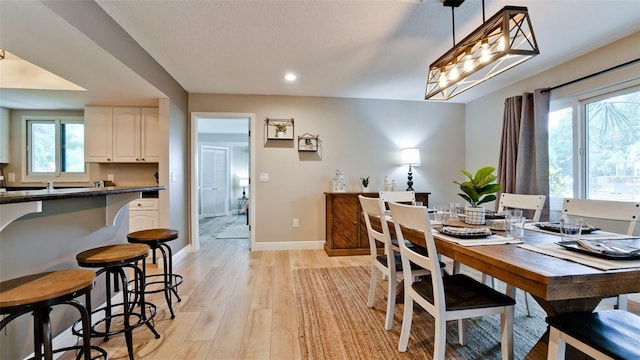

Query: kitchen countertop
left=0, top=186, right=165, bottom=204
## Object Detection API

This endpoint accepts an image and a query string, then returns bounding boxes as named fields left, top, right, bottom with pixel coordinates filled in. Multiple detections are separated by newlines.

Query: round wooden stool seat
left=0, top=270, right=95, bottom=310
left=76, top=243, right=150, bottom=268
left=127, top=228, right=183, bottom=319
left=74, top=243, right=160, bottom=360
left=127, top=228, right=178, bottom=244
left=0, top=270, right=107, bottom=360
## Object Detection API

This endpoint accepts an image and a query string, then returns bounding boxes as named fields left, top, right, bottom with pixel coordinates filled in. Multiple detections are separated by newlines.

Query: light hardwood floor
left=67, top=233, right=369, bottom=359
left=60, top=224, right=640, bottom=360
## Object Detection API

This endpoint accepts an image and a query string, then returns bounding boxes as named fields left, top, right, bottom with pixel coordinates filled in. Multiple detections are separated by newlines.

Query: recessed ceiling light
left=283, top=72, right=297, bottom=82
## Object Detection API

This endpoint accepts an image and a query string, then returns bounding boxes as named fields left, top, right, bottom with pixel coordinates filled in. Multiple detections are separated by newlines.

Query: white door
left=200, top=146, right=228, bottom=217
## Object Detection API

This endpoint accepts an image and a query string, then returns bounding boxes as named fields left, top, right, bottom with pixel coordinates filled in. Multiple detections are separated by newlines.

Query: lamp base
left=406, top=165, right=414, bottom=191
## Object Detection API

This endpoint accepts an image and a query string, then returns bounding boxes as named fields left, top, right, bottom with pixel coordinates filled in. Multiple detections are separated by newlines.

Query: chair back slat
left=379, top=191, right=415, bottom=204
left=562, top=198, right=640, bottom=235
left=497, top=193, right=546, bottom=222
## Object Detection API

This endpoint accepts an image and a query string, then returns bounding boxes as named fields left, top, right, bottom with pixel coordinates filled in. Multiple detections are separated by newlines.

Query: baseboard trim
left=251, top=240, right=325, bottom=251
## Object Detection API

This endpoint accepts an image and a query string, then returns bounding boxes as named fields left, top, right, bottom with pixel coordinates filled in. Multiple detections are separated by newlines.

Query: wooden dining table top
left=374, top=216, right=640, bottom=316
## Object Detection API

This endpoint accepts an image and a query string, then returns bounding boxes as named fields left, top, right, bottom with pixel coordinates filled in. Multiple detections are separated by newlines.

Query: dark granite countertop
left=0, top=186, right=166, bottom=204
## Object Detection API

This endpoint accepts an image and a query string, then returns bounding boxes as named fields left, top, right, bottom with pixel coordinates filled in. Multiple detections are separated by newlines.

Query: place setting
left=520, top=217, right=640, bottom=270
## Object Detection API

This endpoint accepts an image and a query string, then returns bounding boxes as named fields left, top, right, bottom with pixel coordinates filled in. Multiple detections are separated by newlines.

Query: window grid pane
left=548, top=107, right=574, bottom=199
left=30, top=122, right=56, bottom=173
left=586, top=90, right=640, bottom=201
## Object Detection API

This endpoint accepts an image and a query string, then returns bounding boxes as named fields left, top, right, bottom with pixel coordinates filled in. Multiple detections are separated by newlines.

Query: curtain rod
left=543, top=58, right=640, bottom=93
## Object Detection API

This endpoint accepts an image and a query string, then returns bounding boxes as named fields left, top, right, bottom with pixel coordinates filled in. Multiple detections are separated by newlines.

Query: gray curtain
left=497, top=89, right=550, bottom=220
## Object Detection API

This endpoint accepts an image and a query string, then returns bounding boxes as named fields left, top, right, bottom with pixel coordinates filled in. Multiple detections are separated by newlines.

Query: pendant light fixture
left=425, top=0, right=539, bottom=101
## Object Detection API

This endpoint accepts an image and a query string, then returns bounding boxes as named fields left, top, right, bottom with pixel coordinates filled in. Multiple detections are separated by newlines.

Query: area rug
left=292, top=266, right=547, bottom=360
left=215, top=224, right=249, bottom=239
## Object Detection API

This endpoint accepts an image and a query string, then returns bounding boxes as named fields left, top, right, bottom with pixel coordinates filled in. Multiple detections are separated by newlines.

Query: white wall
left=189, top=94, right=465, bottom=244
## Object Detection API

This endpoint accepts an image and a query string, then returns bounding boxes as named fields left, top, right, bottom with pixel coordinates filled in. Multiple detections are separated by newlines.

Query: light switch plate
left=259, top=173, right=269, bottom=182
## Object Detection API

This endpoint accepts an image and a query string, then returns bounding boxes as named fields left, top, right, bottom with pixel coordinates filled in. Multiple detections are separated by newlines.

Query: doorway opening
left=190, top=112, right=255, bottom=252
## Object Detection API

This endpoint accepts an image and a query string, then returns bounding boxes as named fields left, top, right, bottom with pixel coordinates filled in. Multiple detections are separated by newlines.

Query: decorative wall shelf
left=298, top=133, right=319, bottom=152
left=265, top=118, right=294, bottom=140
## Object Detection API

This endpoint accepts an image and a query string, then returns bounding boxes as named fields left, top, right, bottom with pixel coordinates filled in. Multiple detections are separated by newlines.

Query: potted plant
left=453, top=166, right=502, bottom=225
left=360, top=176, right=370, bottom=192
left=274, top=123, right=288, bottom=138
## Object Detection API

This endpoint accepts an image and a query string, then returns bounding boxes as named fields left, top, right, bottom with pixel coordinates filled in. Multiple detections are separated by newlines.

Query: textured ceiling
left=1, top=0, right=639, bottom=109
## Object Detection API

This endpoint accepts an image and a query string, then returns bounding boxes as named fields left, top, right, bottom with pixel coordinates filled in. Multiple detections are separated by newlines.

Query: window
left=24, top=116, right=87, bottom=181
left=549, top=85, right=640, bottom=202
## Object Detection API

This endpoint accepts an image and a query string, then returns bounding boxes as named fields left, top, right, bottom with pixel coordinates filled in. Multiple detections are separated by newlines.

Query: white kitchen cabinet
left=0, top=108, right=9, bottom=163
left=129, top=198, right=159, bottom=232
left=84, top=107, right=114, bottom=162
left=84, top=106, right=159, bottom=163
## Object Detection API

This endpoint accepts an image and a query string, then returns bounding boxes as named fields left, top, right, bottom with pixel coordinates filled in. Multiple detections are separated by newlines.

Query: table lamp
left=401, top=148, right=421, bottom=191
left=239, top=178, right=249, bottom=200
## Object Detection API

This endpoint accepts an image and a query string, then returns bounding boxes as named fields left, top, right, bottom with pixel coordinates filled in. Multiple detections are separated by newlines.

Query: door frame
left=190, top=112, right=255, bottom=252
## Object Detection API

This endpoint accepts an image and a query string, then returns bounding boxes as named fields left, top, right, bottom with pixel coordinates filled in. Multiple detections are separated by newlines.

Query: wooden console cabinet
left=324, top=192, right=430, bottom=256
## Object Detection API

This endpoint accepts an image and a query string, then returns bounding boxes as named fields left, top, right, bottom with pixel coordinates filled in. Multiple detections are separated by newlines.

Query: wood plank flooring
left=59, top=216, right=640, bottom=359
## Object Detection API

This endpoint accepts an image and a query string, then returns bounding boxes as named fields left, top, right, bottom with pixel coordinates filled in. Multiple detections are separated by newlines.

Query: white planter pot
left=276, top=131, right=286, bottom=138
left=464, top=206, right=486, bottom=225
left=362, top=186, right=370, bottom=192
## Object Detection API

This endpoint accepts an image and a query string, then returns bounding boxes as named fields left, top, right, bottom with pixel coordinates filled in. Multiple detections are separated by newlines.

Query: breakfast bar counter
left=0, top=185, right=165, bottom=359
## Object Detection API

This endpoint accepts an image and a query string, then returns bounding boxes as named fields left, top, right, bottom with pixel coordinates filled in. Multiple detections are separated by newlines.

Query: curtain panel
left=497, top=89, right=550, bottom=220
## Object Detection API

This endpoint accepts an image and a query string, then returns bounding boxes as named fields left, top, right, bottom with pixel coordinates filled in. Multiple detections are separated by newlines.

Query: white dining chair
left=494, top=193, right=547, bottom=316
left=358, top=195, right=430, bottom=330
left=562, top=198, right=640, bottom=311
left=388, top=202, right=515, bottom=359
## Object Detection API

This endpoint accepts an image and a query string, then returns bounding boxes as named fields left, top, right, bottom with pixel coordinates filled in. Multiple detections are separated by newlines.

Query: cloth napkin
left=434, top=230, right=522, bottom=246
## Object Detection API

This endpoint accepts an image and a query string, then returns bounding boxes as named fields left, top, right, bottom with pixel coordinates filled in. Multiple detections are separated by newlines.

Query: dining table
left=372, top=215, right=640, bottom=359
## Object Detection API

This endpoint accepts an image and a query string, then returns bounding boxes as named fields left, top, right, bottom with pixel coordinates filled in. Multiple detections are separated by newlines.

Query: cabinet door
left=113, top=107, right=141, bottom=162
left=140, top=108, right=159, bottom=162
left=0, top=108, right=9, bottom=163
left=129, top=210, right=159, bottom=232
left=330, top=195, right=360, bottom=249
left=84, top=107, right=113, bottom=162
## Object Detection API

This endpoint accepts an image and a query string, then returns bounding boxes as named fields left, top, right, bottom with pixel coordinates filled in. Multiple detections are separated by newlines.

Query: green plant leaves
left=454, top=166, right=502, bottom=207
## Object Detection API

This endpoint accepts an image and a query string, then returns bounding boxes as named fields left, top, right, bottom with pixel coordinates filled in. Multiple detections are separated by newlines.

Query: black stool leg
left=157, top=244, right=176, bottom=319
left=131, top=264, right=160, bottom=339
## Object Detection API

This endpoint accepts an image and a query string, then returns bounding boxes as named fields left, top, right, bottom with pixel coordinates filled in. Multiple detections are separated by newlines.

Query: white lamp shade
left=401, top=148, right=421, bottom=166
left=239, top=178, right=249, bottom=187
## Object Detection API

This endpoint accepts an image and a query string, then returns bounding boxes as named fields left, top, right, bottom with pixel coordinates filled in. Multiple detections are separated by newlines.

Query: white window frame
left=549, top=79, right=640, bottom=212
left=21, top=115, right=89, bottom=183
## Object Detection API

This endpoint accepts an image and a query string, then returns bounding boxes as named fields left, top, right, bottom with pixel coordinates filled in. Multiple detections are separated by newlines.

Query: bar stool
left=127, top=228, right=183, bottom=319
left=0, top=269, right=108, bottom=360
left=74, top=244, right=160, bottom=360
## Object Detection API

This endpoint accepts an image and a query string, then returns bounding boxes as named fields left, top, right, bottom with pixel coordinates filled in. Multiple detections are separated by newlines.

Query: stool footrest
left=73, top=301, right=158, bottom=338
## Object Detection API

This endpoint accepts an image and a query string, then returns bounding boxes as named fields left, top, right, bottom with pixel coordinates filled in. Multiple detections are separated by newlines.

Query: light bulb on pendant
left=463, top=53, right=474, bottom=72
left=480, top=42, right=491, bottom=63
left=448, top=65, right=459, bottom=81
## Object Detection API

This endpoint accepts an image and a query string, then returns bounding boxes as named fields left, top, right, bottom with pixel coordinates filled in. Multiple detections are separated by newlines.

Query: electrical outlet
left=293, top=218, right=299, bottom=228
left=107, top=174, right=114, bottom=181
left=259, top=173, right=269, bottom=182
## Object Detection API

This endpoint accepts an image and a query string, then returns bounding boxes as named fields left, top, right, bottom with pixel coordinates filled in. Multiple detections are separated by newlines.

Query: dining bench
left=546, top=309, right=640, bottom=360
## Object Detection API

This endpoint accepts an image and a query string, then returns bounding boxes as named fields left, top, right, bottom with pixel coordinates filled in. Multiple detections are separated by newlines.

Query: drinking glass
left=506, top=215, right=525, bottom=240
left=560, top=217, right=583, bottom=242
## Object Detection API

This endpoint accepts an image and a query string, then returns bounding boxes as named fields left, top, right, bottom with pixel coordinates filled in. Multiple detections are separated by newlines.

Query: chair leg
left=524, top=291, right=533, bottom=317
left=384, top=273, right=396, bottom=330
left=397, top=296, right=413, bottom=352
left=547, top=327, right=566, bottom=360
left=616, top=294, right=628, bottom=310
left=434, top=317, right=447, bottom=360
left=500, top=306, right=514, bottom=360
left=458, top=319, right=467, bottom=345
left=367, top=266, right=377, bottom=308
